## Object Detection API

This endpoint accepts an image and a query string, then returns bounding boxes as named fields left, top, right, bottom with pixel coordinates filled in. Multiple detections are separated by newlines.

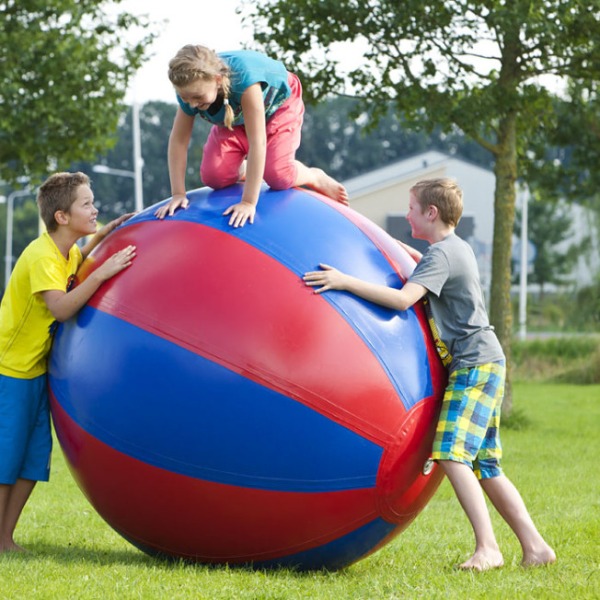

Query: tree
left=512, top=196, right=587, bottom=299
left=245, top=0, right=600, bottom=412
left=526, top=79, right=600, bottom=236
left=0, top=0, right=156, bottom=185
left=75, top=97, right=493, bottom=223
left=297, top=96, right=494, bottom=181
left=72, top=101, right=209, bottom=221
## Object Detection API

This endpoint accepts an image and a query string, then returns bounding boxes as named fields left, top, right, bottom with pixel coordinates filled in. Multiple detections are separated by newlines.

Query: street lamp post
left=92, top=103, right=144, bottom=212
left=92, top=164, right=144, bottom=213
left=5, top=188, right=32, bottom=289
left=132, top=101, right=144, bottom=213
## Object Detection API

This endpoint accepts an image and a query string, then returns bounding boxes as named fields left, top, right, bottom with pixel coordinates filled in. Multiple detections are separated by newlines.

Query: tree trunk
left=490, top=113, right=518, bottom=415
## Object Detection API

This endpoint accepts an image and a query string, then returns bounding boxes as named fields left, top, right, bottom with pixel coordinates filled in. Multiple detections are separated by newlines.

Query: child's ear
left=54, top=210, right=69, bottom=226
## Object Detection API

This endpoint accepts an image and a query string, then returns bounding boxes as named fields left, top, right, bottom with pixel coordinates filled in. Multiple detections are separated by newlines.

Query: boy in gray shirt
left=303, top=178, right=555, bottom=571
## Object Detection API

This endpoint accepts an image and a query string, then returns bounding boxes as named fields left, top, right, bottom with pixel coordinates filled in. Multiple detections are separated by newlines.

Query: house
left=343, top=151, right=496, bottom=292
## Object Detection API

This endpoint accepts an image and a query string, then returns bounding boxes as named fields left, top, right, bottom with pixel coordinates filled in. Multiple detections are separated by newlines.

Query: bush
left=511, top=335, right=600, bottom=383
left=553, top=346, right=600, bottom=384
left=512, top=280, right=600, bottom=333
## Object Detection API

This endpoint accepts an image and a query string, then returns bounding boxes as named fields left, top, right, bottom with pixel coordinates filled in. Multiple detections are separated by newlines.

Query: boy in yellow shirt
left=0, top=172, right=136, bottom=553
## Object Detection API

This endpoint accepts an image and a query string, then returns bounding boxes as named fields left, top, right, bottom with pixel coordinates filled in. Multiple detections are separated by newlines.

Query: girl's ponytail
left=221, top=78, right=234, bottom=131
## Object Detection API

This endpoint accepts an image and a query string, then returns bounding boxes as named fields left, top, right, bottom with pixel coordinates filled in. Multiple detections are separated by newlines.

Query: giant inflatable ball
left=48, top=185, right=447, bottom=570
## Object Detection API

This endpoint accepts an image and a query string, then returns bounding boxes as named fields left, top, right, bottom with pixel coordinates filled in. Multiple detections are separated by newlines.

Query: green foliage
left=73, top=97, right=493, bottom=222
left=0, top=0, right=157, bottom=184
left=0, top=383, right=597, bottom=598
left=297, top=97, right=494, bottom=181
left=512, top=196, right=587, bottom=293
left=554, top=346, right=600, bottom=384
left=570, top=278, right=600, bottom=330
left=72, top=101, right=209, bottom=220
left=512, top=281, right=600, bottom=335
left=525, top=79, right=600, bottom=212
left=513, top=336, right=597, bottom=362
left=244, top=0, right=600, bottom=389
left=511, top=335, right=600, bottom=383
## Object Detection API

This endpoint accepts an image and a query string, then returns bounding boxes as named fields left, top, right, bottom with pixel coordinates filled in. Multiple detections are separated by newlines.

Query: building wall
left=344, top=152, right=496, bottom=292
left=348, top=164, right=448, bottom=229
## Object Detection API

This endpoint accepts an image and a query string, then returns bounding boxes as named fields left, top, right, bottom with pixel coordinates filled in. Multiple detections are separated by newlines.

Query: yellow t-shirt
left=0, top=232, right=83, bottom=379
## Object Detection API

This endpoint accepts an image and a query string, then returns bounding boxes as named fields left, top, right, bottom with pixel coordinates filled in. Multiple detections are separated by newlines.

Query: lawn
left=1, top=383, right=598, bottom=599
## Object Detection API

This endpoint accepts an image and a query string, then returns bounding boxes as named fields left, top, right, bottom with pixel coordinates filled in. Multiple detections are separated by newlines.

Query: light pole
left=132, top=101, right=144, bottom=212
left=518, top=186, right=530, bottom=342
left=92, top=164, right=144, bottom=213
left=92, top=102, right=144, bottom=212
left=5, top=188, right=33, bottom=289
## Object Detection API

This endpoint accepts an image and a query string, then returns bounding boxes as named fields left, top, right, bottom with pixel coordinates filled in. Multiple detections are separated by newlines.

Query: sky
left=119, top=0, right=254, bottom=104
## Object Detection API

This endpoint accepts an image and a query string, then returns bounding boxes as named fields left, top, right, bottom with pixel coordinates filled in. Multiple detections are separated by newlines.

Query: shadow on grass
left=2, top=542, right=338, bottom=578
left=501, top=407, right=532, bottom=431
left=0, top=542, right=154, bottom=567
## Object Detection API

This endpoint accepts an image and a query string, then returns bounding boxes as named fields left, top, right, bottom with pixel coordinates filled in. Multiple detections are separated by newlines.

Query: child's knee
left=200, top=165, right=238, bottom=190
left=264, top=163, right=296, bottom=190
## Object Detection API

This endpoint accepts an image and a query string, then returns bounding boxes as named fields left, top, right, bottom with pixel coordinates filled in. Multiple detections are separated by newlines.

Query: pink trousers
left=200, top=73, right=304, bottom=190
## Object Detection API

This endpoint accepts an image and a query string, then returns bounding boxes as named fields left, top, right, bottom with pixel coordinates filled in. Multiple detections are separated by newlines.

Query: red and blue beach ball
left=48, top=185, right=447, bottom=570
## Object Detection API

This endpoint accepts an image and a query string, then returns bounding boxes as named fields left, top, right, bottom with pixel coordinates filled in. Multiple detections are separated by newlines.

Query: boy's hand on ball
left=96, top=245, right=137, bottom=281
left=303, top=263, right=345, bottom=293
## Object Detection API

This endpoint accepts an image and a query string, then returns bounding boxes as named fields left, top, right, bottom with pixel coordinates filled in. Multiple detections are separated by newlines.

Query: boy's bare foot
left=522, top=544, right=556, bottom=567
left=307, top=168, right=349, bottom=205
left=459, top=549, right=504, bottom=571
left=0, top=541, right=26, bottom=554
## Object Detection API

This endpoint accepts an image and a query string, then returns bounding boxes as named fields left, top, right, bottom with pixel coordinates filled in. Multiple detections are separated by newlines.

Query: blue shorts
left=431, top=361, right=505, bottom=480
left=0, top=373, right=52, bottom=484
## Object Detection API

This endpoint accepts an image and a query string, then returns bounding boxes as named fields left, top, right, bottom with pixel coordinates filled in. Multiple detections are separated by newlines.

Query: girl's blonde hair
left=168, top=44, right=235, bottom=130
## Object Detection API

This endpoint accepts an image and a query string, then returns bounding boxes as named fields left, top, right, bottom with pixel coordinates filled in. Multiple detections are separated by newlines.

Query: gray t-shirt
left=408, top=233, right=504, bottom=372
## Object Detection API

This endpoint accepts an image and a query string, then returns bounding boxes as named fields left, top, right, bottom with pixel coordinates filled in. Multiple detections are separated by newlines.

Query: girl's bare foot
left=459, top=548, right=504, bottom=571
left=308, top=168, right=349, bottom=205
left=522, top=544, right=556, bottom=567
left=238, top=160, right=247, bottom=182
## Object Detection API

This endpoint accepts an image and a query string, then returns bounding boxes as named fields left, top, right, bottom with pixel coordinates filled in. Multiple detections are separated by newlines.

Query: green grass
left=1, top=383, right=599, bottom=599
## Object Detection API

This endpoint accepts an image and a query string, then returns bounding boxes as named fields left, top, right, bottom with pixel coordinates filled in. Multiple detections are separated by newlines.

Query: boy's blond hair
left=410, top=178, right=463, bottom=227
left=168, top=44, right=235, bottom=131
left=37, top=171, right=90, bottom=232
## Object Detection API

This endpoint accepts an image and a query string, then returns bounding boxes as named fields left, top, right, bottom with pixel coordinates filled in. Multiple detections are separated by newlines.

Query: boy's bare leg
left=0, top=479, right=36, bottom=553
left=480, top=475, right=556, bottom=567
left=440, top=460, right=504, bottom=571
left=294, top=162, right=349, bottom=205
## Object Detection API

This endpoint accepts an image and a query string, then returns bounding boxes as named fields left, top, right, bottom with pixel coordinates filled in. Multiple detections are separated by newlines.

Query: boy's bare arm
left=42, top=245, right=136, bottom=322
left=396, top=239, right=423, bottom=262
left=303, top=263, right=427, bottom=311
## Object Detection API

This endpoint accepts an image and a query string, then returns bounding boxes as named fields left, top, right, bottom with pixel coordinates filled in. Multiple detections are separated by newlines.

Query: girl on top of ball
left=154, top=44, right=349, bottom=228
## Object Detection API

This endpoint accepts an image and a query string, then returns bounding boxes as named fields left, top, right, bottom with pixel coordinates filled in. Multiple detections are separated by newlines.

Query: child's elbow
left=395, top=299, right=412, bottom=312
left=50, top=310, right=69, bottom=323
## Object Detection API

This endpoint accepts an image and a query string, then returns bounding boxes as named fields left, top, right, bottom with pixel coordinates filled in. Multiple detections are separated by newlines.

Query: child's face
left=406, top=192, right=429, bottom=240
left=177, top=77, right=220, bottom=111
left=64, top=185, right=99, bottom=236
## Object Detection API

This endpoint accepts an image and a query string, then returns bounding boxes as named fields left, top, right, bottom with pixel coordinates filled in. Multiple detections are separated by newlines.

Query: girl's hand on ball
left=223, top=201, right=256, bottom=228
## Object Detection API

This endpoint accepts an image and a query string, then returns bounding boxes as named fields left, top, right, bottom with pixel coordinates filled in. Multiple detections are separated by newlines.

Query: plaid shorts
left=431, top=361, right=505, bottom=480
